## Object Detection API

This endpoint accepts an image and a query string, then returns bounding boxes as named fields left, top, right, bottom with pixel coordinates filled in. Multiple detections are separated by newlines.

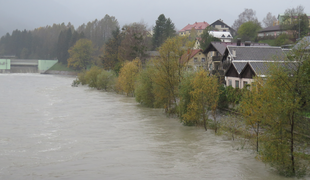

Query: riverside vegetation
left=72, top=35, right=310, bottom=177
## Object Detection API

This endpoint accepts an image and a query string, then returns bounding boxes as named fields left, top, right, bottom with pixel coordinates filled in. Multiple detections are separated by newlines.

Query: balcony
left=212, top=56, right=221, bottom=62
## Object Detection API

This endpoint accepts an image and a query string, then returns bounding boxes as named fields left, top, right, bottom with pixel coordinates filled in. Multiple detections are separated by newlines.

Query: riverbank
left=43, top=70, right=78, bottom=76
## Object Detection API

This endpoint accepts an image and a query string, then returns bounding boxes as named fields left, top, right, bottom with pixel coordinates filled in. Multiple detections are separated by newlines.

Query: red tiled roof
left=180, top=49, right=203, bottom=64
left=179, top=22, right=209, bottom=32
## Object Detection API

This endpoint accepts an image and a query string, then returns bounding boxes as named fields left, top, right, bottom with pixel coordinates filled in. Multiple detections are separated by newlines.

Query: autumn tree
left=152, top=36, right=194, bottom=113
left=116, top=58, right=141, bottom=96
left=67, top=39, right=94, bottom=70
left=262, top=12, right=277, bottom=27
left=118, top=22, right=150, bottom=63
left=241, top=40, right=310, bottom=176
left=232, top=8, right=260, bottom=31
left=183, top=69, right=220, bottom=131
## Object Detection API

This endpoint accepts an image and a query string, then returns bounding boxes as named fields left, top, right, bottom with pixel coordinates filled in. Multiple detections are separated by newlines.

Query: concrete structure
left=0, top=59, right=58, bottom=73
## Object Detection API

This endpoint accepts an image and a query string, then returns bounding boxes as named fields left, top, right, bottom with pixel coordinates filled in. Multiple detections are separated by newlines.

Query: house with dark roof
left=225, top=61, right=297, bottom=88
left=209, top=19, right=237, bottom=36
left=179, top=22, right=209, bottom=36
left=222, top=46, right=285, bottom=69
left=202, top=41, right=270, bottom=73
left=257, top=25, right=288, bottom=38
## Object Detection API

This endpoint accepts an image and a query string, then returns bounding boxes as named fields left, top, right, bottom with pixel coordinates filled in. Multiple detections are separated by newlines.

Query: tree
left=152, top=14, right=176, bottom=50
left=232, top=8, right=260, bottom=31
left=241, top=41, right=310, bottom=176
left=262, top=12, right=277, bottom=27
left=198, top=27, right=221, bottom=50
left=118, top=22, right=150, bottom=63
left=237, top=21, right=262, bottom=42
left=116, top=58, right=141, bottom=96
left=135, top=60, right=156, bottom=107
left=100, top=27, right=122, bottom=72
left=152, top=36, right=194, bottom=113
left=67, top=39, right=94, bottom=70
left=281, top=5, right=309, bottom=39
left=182, top=69, right=220, bottom=131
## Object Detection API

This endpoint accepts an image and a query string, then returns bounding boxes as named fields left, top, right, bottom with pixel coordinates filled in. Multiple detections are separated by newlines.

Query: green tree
left=67, top=39, right=94, bottom=70
left=152, top=14, right=176, bottom=50
left=237, top=21, right=262, bottom=42
left=198, top=27, right=221, bottom=50
left=96, top=69, right=116, bottom=91
left=100, top=27, right=122, bottom=73
left=135, top=60, right=156, bottom=107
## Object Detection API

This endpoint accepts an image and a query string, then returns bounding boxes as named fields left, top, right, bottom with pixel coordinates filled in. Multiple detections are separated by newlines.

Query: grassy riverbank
left=48, top=63, right=78, bottom=72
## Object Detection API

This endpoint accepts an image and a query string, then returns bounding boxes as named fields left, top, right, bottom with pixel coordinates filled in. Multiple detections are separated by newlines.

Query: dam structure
left=0, top=59, right=58, bottom=73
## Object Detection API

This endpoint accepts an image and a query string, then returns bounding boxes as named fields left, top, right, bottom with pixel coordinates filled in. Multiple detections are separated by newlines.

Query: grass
left=48, top=63, right=78, bottom=72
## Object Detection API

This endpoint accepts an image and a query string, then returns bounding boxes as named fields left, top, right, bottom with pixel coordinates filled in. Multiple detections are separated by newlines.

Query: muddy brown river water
left=0, top=74, right=308, bottom=179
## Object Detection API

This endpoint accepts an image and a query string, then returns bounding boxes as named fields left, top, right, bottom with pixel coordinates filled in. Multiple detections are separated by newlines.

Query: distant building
left=257, top=25, right=287, bottom=38
left=209, top=31, right=233, bottom=42
left=179, top=22, right=209, bottom=36
left=181, top=49, right=207, bottom=70
left=209, top=19, right=237, bottom=36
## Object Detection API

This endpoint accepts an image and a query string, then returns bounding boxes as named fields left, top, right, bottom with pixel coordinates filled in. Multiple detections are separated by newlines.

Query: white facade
left=209, top=31, right=233, bottom=42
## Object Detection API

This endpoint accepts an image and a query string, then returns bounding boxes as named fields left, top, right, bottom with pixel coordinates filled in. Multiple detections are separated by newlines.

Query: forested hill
left=0, top=14, right=119, bottom=61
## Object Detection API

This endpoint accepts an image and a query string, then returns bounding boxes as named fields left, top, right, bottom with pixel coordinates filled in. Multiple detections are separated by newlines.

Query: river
left=0, top=74, right=308, bottom=180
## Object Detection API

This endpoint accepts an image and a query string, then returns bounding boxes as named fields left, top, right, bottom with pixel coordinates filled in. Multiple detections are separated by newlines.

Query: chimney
left=232, top=49, right=236, bottom=57
left=237, top=38, right=241, bottom=46
left=245, top=41, right=251, bottom=46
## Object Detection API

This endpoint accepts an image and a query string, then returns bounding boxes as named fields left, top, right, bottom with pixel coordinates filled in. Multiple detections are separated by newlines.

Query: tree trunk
left=256, top=123, right=259, bottom=152
left=290, top=113, right=295, bottom=175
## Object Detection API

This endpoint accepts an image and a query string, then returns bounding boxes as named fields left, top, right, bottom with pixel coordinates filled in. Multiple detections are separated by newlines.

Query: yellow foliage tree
left=152, top=36, right=194, bottom=113
left=67, top=39, right=94, bottom=70
left=116, top=58, right=141, bottom=96
left=183, top=69, right=220, bottom=131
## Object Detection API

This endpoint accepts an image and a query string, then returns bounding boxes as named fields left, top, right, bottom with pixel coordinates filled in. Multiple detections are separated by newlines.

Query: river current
left=0, top=74, right=308, bottom=180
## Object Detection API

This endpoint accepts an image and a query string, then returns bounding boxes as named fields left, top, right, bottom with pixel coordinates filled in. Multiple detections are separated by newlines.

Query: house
left=209, top=31, right=233, bottom=42
left=225, top=61, right=297, bottom=88
left=181, top=49, right=207, bottom=70
left=179, top=22, right=209, bottom=36
left=209, top=19, right=237, bottom=36
left=222, top=45, right=285, bottom=70
left=203, top=41, right=270, bottom=72
left=257, top=25, right=288, bottom=38
left=277, top=14, right=310, bottom=28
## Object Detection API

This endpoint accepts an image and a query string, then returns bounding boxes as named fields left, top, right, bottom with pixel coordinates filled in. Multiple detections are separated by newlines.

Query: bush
left=77, top=71, right=87, bottom=85
left=85, top=66, right=102, bottom=88
left=96, top=70, right=116, bottom=91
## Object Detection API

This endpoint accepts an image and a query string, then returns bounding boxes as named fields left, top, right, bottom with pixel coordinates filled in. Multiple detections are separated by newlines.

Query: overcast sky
left=0, top=0, right=308, bottom=37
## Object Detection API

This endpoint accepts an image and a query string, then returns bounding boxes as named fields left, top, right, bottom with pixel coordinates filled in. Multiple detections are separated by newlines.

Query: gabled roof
left=209, top=19, right=236, bottom=32
left=294, top=36, right=310, bottom=50
left=258, top=25, right=283, bottom=33
left=225, top=60, right=298, bottom=77
left=179, top=22, right=209, bottom=32
left=180, top=49, right=203, bottom=64
left=203, top=42, right=269, bottom=55
left=226, top=46, right=285, bottom=61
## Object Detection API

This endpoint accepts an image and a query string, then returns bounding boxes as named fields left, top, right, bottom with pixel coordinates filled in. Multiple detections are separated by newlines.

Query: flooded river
left=0, top=74, right=308, bottom=179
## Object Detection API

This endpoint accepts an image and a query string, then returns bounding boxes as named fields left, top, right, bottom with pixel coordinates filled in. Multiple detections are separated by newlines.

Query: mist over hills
left=0, top=0, right=87, bottom=37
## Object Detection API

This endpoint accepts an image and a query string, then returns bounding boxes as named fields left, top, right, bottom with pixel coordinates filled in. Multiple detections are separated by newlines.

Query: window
left=194, top=58, right=198, bottom=62
left=243, top=81, right=248, bottom=88
left=235, top=80, right=239, bottom=88
left=228, top=80, right=232, bottom=86
left=201, top=58, right=205, bottom=62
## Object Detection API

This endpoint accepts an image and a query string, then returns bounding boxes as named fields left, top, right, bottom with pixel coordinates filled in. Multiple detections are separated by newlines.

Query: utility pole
left=299, top=18, right=301, bottom=40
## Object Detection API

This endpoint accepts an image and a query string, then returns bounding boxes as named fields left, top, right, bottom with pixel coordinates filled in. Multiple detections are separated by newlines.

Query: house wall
left=179, top=29, right=204, bottom=36
left=187, top=52, right=207, bottom=70
left=225, top=77, right=254, bottom=88
left=257, top=31, right=287, bottom=37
